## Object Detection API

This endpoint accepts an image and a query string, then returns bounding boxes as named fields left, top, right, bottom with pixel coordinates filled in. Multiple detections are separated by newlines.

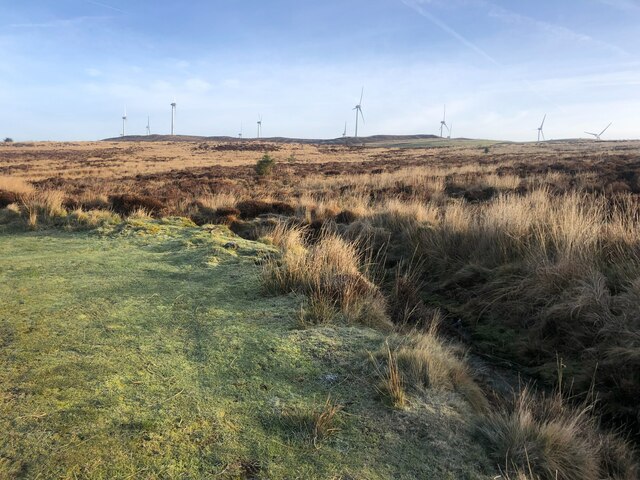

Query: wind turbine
left=440, top=105, right=449, bottom=138
left=353, top=87, right=365, bottom=138
left=146, top=115, right=151, bottom=136
left=238, top=122, right=243, bottom=140
left=448, top=123, right=453, bottom=140
left=585, top=123, right=612, bottom=141
left=170, top=100, right=177, bottom=135
left=342, top=122, right=347, bottom=138
left=257, top=115, right=262, bottom=139
left=537, top=114, right=546, bottom=142
left=121, top=107, right=127, bottom=137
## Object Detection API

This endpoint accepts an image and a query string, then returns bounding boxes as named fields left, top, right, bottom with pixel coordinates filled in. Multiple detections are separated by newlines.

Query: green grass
left=0, top=218, right=492, bottom=479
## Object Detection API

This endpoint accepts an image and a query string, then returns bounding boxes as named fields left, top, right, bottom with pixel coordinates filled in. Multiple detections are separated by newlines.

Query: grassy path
left=0, top=220, right=491, bottom=479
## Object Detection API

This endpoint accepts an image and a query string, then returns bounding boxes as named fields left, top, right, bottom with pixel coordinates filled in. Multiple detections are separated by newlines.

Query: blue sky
left=1, top=0, right=639, bottom=141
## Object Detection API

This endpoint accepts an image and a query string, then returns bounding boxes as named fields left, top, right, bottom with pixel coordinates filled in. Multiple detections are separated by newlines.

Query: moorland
left=1, top=137, right=639, bottom=479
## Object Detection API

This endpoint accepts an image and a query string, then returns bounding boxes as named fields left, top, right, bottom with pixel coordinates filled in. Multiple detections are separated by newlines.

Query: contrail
left=400, top=0, right=500, bottom=67
left=400, top=0, right=563, bottom=111
left=84, top=0, right=126, bottom=14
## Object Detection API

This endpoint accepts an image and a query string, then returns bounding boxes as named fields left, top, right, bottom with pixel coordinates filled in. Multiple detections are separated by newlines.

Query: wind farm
left=2, top=1, right=640, bottom=479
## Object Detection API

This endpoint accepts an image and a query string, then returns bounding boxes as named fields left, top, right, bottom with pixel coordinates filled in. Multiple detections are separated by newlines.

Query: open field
left=1, top=138, right=639, bottom=479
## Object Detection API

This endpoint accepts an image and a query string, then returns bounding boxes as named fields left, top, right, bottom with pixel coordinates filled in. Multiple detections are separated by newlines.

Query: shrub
left=255, top=153, right=276, bottom=177
left=0, top=190, right=19, bottom=209
left=3, top=138, right=13, bottom=143
left=235, top=200, right=295, bottom=219
left=236, top=199, right=274, bottom=219
left=109, top=194, right=164, bottom=216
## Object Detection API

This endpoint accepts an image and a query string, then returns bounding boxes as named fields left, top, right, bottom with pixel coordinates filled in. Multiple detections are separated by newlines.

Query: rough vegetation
left=1, top=138, right=639, bottom=477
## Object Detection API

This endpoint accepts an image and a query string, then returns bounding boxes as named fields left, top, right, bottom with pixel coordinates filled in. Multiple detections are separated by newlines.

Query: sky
left=0, top=0, right=639, bottom=141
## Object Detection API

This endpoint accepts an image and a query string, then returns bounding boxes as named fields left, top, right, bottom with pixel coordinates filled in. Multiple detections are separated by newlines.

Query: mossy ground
left=0, top=219, right=491, bottom=479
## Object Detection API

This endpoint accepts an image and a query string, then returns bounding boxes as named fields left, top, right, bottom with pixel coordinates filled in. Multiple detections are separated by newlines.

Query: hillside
left=102, top=133, right=443, bottom=145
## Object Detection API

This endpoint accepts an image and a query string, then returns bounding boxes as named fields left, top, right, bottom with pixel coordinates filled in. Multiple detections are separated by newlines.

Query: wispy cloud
left=595, top=0, right=640, bottom=12
left=7, top=16, right=110, bottom=29
left=485, top=3, right=630, bottom=56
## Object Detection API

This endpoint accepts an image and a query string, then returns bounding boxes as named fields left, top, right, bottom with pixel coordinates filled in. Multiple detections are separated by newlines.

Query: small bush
left=0, top=190, right=19, bottom=209
left=3, top=138, right=13, bottom=143
left=236, top=199, right=274, bottom=219
left=255, top=154, right=276, bottom=177
left=109, top=194, right=164, bottom=216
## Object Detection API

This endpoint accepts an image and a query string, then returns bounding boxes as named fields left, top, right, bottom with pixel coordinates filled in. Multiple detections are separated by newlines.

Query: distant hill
left=102, top=134, right=442, bottom=145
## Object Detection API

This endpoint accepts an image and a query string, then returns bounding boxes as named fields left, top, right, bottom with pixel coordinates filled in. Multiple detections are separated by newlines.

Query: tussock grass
left=262, top=224, right=391, bottom=329
left=279, top=397, right=343, bottom=448
left=476, top=388, right=638, bottom=480
left=372, top=344, right=407, bottom=409
left=380, top=328, right=488, bottom=413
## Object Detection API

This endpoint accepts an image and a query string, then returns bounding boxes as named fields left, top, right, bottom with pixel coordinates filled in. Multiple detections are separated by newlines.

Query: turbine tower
left=585, top=123, right=612, bottom=141
left=257, top=115, right=262, bottom=139
left=440, top=105, right=449, bottom=138
left=353, top=87, right=365, bottom=138
left=146, top=115, right=151, bottom=136
left=170, top=100, right=176, bottom=135
left=537, top=114, right=546, bottom=142
left=448, top=123, right=453, bottom=140
left=121, top=107, right=127, bottom=137
left=342, top=122, right=347, bottom=138
left=239, top=122, right=243, bottom=140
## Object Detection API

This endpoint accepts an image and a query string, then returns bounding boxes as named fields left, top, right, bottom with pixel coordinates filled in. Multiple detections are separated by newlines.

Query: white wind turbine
left=537, top=114, right=546, bottom=142
left=170, top=100, right=177, bottom=135
left=257, top=115, right=262, bottom=139
left=146, top=115, right=151, bottom=136
left=342, top=121, right=347, bottom=138
left=585, top=123, right=612, bottom=141
left=121, top=107, right=127, bottom=137
left=353, top=87, right=365, bottom=138
left=440, top=105, right=449, bottom=138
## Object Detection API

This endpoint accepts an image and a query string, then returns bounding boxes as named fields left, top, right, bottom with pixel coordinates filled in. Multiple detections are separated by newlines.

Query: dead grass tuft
left=262, top=224, right=391, bottom=329
left=477, top=389, right=638, bottom=480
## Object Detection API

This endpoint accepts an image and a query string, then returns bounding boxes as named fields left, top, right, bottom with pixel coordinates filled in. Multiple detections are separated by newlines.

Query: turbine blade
left=359, top=108, right=365, bottom=124
left=540, top=114, right=546, bottom=129
left=600, top=122, right=612, bottom=136
left=359, top=87, right=364, bottom=106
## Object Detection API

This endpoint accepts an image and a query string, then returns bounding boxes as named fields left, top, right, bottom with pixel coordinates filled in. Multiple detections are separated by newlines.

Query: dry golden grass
left=262, top=224, right=391, bottom=329
left=476, top=389, right=638, bottom=480
left=0, top=175, right=34, bottom=194
left=373, top=344, right=407, bottom=409
left=384, top=329, right=488, bottom=413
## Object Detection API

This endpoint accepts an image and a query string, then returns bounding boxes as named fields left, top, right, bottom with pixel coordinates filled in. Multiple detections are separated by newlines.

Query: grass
left=262, top=224, right=391, bottom=330
left=475, top=389, right=638, bottom=480
left=0, top=218, right=493, bottom=479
